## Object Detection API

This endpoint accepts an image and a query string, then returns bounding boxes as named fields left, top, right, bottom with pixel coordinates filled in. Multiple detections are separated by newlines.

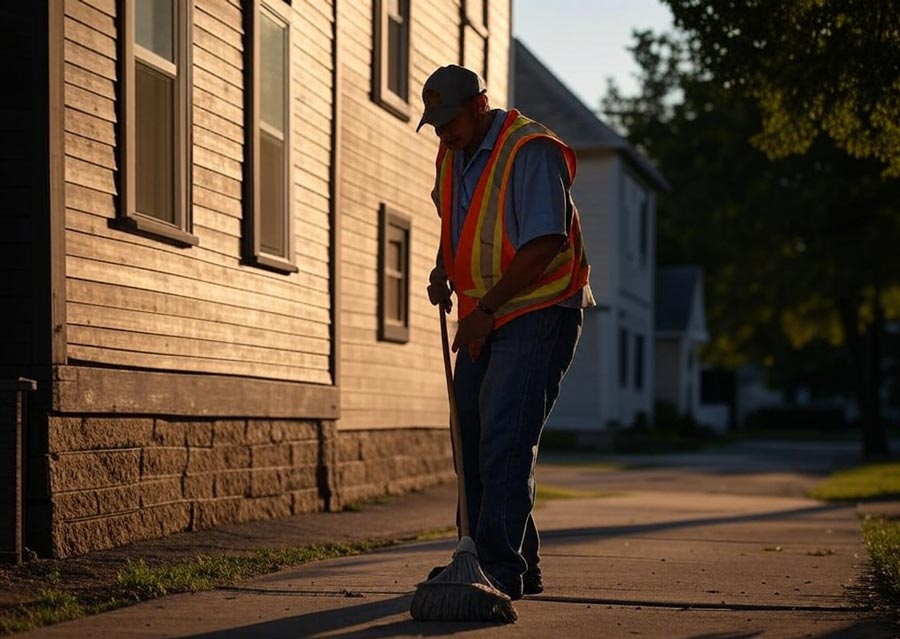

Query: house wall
left=547, top=307, right=603, bottom=430
left=569, top=151, right=616, bottom=305
left=336, top=0, right=511, bottom=435
left=547, top=152, right=661, bottom=432
left=37, top=0, right=504, bottom=557
left=63, top=0, right=333, bottom=384
left=616, top=298, right=654, bottom=424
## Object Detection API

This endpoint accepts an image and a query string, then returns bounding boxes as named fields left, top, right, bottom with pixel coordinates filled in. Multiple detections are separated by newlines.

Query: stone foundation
left=46, top=417, right=452, bottom=557
left=334, top=429, right=455, bottom=507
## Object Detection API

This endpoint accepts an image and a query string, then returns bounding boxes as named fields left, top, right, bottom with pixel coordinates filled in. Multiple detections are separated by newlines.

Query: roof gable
left=655, top=266, right=707, bottom=338
left=512, top=39, right=669, bottom=192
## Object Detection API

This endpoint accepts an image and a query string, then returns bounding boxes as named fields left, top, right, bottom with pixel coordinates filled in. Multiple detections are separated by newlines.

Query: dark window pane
left=136, top=0, right=174, bottom=62
left=634, top=335, right=644, bottom=390
left=387, top=16, right=405, bottom=96
left=135, top=62, right=174, bottom=223
left=640, top=200, right=648, bottom=264
left=260, top=130, right=285, bottom=256
left=618, top=328, right=628, bottom=388
left=260, top=13, right=285, bottom=132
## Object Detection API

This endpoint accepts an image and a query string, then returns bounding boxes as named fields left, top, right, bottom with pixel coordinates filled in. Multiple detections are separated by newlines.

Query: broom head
left=409, top=536, right=517, bottom=623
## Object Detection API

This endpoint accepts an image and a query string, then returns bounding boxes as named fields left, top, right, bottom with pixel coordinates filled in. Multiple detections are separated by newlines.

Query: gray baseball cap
left=416, top=65, right=486, bottom=132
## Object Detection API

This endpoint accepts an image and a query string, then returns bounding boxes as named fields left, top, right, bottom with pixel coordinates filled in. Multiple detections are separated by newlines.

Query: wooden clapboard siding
left=336, top=0, right=509, bottom=431
left=61, top=0, right=335, bottom=386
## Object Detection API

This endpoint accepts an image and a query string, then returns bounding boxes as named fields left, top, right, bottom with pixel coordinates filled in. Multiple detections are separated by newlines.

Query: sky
left=513, top=0, right=674, bottom=111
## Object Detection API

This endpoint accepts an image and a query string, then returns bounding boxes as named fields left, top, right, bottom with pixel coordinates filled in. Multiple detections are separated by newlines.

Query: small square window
left=379, top=204, right=411, bottom=343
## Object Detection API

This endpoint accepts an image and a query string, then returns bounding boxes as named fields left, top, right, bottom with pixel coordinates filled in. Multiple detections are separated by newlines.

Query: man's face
left=433, top=95, right=483, bottom=150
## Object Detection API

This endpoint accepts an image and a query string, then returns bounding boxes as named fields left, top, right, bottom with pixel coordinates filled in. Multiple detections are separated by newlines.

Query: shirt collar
left=456, top=109, right=507, bottom=174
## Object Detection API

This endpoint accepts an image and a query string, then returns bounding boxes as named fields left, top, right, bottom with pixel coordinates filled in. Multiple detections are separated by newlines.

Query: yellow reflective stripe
left=470, top=116, right=535, bottom=292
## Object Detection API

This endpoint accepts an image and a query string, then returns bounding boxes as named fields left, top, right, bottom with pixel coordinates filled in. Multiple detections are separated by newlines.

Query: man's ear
left=476, top=92, right=489, bottom=115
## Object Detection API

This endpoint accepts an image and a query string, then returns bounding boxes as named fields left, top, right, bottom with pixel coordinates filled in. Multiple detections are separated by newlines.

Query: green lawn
left=809, top=462, right=900, bottom=502
left=862, top=516, right=900, bottom=610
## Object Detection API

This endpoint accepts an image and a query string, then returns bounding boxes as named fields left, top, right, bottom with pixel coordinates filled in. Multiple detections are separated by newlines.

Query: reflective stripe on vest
left=435, top=110, right=590, bottom=328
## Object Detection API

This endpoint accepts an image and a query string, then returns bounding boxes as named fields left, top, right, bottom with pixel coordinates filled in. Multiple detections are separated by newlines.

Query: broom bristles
left=410, top=536, right=518, bottom=623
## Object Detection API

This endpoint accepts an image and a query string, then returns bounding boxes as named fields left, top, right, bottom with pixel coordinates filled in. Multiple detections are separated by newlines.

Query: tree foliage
left=603, top=28, right=900, bottom=455
left=661, top=1, right=900, bottom=176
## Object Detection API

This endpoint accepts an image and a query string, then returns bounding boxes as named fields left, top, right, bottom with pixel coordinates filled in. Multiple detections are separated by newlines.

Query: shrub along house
left=0, top=0, right=510, bottom=559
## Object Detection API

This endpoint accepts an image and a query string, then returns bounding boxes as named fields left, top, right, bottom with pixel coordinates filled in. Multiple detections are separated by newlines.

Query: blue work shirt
left=447, top=109, right=593, bottom=308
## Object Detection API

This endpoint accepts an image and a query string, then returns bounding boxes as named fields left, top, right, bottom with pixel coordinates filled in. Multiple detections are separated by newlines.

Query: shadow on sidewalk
left=541, top=503, right=849, bottom=545
left=178, top=594, right=500, bottom=638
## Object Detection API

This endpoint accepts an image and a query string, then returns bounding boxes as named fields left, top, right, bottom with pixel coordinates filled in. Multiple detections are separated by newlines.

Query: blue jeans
left=453, top=305, right=582, bottom=598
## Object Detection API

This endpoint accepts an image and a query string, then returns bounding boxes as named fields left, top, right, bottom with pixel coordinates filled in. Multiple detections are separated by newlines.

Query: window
left=618, top=328, right=628, bottom=388
left=117, top=0, right=196, bottom=246
left=243, top=0, right=297, bottom=273
left=639, top=198, right=649, bottom=268
left=461, top=0, right=488, bottom=79
left=634, top=334, right=645, bottom=390
left=373, top=0, right=410, bottom=120
left=379, top=205, right=411, bottom=343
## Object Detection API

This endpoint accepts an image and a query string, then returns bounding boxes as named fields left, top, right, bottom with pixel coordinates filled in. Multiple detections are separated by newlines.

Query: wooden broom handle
left=440, top=309, right=470, bottom=537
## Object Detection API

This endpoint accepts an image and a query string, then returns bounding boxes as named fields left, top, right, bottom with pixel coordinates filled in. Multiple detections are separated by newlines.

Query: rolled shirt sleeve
left=509, top=139, right=571, bottom=250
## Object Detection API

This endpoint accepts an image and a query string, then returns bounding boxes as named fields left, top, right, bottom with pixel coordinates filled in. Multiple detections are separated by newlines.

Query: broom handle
left=440, top=309, right=470, bottom=537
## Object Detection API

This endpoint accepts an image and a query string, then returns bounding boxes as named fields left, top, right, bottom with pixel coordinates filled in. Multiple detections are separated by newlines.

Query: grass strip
left=809, top=462, right=900, bottom=502
left=861, top=516, right=900, bottom=610
left=0, top=540, right=393, bottom=636
left=536, top=484, right=620, bottom=501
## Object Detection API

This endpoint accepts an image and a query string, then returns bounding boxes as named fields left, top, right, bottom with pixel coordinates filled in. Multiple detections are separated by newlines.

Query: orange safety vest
left=435, top=109, right=590, bottom=329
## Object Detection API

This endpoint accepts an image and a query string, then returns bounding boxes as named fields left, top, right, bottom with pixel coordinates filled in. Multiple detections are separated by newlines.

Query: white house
left=512, top=40, right=670, bottom=432
left=655, top=266, right=710, bottom=418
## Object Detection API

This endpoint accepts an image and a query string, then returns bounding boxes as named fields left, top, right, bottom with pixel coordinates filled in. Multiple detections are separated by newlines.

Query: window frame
left=243, top=0, right=298, bottom=274
left=116, top=0, right=197, bottom=247
left=378, top=204, right=411, bottom=344
left=460, top=0, right=489, bottom=79
left=372, top=0, right=411, bottom=121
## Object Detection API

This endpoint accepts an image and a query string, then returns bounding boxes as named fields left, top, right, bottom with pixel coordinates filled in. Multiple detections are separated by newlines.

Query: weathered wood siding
left=63, top=0, right=333, bottom=385
left=336, top=1, right=510, bottom=431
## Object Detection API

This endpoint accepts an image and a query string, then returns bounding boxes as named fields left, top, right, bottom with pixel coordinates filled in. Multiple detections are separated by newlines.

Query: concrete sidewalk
left=14, top=443, right=897, bottom=638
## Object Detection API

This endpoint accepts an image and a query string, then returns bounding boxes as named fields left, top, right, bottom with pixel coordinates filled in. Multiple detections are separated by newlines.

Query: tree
left=661, top=1, right=900, bottom=176
left=603, top=30, right=900, bottom=458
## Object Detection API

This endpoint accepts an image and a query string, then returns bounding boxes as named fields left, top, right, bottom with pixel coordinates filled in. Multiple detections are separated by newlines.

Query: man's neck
left=463, top=110, right=495, bottom=162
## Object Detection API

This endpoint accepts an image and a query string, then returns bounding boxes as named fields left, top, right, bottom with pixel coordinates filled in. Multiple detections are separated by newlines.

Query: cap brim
left=415, top=105, right=462, bottom=132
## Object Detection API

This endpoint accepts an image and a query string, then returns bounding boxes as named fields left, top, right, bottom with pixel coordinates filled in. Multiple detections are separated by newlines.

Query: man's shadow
left=180, top=593, right=505, bottom=638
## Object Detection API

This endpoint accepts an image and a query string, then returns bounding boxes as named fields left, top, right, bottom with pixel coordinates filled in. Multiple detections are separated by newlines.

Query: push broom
left=409, top=308, right=518, bottom=623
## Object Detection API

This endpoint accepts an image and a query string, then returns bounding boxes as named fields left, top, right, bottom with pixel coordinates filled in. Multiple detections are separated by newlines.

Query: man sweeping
left=415, top=64, right=595, bottom=611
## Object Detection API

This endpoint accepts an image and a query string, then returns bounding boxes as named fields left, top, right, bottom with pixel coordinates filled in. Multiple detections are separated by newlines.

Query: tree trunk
left=862, top=286, right=889, bottom=459
left=839, top=296, right=889, bottom=460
